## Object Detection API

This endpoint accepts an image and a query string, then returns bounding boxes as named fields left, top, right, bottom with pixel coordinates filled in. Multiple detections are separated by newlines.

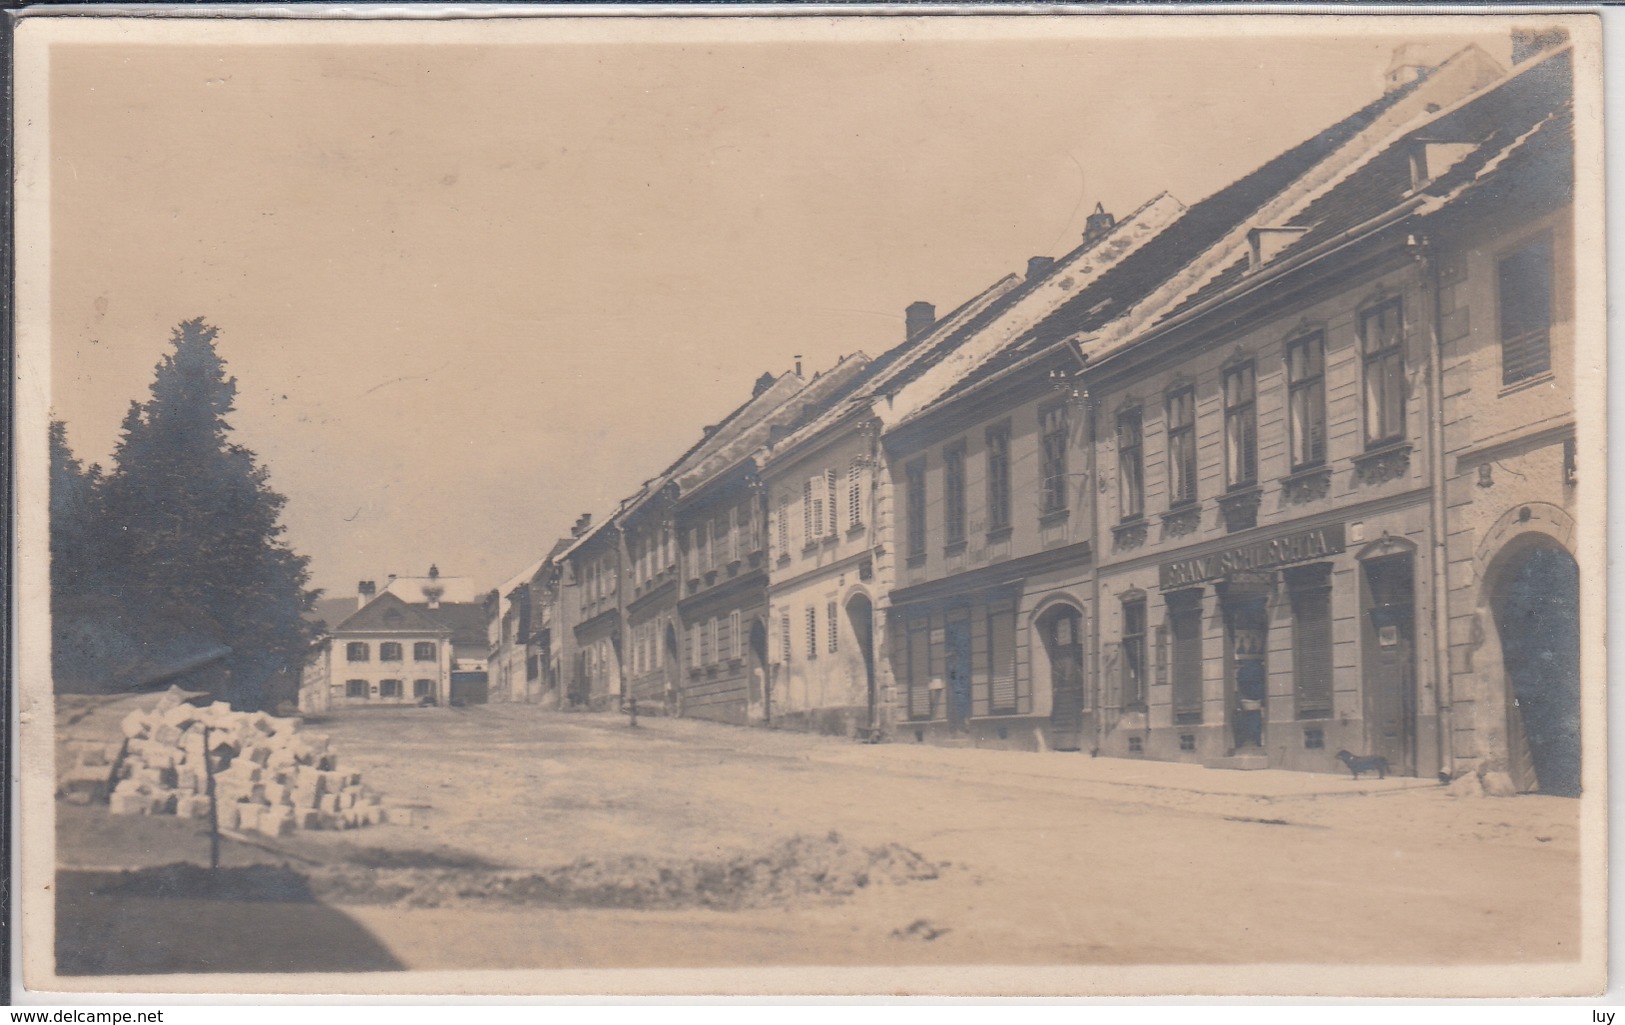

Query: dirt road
left=53, top=700, right=1582, bottom=982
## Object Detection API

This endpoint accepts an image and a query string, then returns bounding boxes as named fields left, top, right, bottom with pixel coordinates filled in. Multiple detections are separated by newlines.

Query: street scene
left=20, top=11, right=1601, bottom=997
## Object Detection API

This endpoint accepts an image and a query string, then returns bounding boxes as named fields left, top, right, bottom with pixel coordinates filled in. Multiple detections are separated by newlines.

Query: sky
left=38, top=14, right=1518, bottom=598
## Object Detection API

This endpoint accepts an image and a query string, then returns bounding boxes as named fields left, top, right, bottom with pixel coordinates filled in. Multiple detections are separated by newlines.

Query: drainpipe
left=1089, top=392, right=1107, bottom=757
left=1419, top=234, right=1457, bottom=781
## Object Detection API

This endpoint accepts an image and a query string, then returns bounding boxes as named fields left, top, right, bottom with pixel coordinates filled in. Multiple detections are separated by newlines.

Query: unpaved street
left=54, top=700, right=1582, bottom=979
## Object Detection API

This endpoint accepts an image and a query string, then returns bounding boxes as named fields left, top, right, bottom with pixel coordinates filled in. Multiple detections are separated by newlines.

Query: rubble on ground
left=57, top=686, right=409, bottom=834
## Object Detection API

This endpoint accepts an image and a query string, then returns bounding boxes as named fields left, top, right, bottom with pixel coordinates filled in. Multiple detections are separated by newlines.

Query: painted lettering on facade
left=1159, top=523, right=1346, bottom=590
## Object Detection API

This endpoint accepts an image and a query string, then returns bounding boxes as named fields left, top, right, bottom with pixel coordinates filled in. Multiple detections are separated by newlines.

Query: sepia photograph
left=9, top=7, right=1608, bottom=999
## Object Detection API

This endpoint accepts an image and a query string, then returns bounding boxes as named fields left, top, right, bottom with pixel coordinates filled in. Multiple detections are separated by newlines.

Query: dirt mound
left=313, top=831, right=942, bottom=910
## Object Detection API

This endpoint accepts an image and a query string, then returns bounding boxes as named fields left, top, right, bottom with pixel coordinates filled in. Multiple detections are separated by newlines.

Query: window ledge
left=846, top=524, right=867, bottom=539
left=984, top=525, right=1014, bottom=543
left=1499, top=371, right=1556, bottom=398
left=1353, top=441, right=1414, bottom=487
left=1281, top=464, right=1332, bottom=505
left=1038, top=508, right=1071, bottom=528
left=906, top=553, right=927, bottom=569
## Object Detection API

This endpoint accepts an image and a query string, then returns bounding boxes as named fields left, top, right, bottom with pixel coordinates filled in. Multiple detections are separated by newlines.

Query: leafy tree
left=95, top=318, right=320, bottom=708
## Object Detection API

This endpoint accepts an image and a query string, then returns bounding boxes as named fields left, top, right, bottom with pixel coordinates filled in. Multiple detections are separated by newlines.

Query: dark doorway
left=1491, top=541, right=1580, bottom=796
left=664, top=624, right=683, bottom=717
left=1362, top=554, right=1417, bottom=775
left=1040, top=605, right=1086, bottom=751
left=945, top=618, right=972, bottom=732
left=748, top=619, right=770, bottom=723
left=846, top=594, right=878, bottom=732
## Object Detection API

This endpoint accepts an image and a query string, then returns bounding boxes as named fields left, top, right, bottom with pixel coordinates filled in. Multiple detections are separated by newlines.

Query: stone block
left=235, top=803, right=262, bottom=832
left=120, top=710, right=153, bottom=740
left=258, top=807, right=296, bottom=837
left=153, top=723, right=183, bottom=747
left=1481, top=771, right=1518, bottom=797
left=297, top=809, right=324, bottom=830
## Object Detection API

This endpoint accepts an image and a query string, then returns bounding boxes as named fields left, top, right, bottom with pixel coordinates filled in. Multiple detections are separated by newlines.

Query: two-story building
left=1079, top=42, right=1571, bottom=783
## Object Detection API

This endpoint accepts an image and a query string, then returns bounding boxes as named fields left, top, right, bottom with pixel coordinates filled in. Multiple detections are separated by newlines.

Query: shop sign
left=1160, top=523, right=1346, bottom=590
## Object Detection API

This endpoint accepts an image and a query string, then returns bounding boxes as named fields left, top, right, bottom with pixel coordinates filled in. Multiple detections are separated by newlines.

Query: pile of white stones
left=67, top=689, right=411, bottom=834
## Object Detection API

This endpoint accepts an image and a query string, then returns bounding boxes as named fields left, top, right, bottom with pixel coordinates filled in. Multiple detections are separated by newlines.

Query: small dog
left=1336, top=749, right=1390, bottom=780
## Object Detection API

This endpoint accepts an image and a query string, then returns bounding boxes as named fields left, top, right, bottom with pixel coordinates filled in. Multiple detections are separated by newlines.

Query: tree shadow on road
left=56, top=865, right=404, bottom=975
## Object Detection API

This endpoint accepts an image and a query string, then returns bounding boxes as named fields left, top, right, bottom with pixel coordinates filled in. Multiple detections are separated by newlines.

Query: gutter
left=1421, top=235, right=1458, bottom=781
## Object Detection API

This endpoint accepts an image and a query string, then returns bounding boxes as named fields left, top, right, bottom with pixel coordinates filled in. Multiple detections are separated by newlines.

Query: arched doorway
left=749, top=620, right=770, bottom=723
left=663, top=623, right=683, bottom=718
left=1038, top=604, right=1086, bottom=751
left=845, top=594, right=877, bottom=734
left=1489, top=538, right=1580, bottom=796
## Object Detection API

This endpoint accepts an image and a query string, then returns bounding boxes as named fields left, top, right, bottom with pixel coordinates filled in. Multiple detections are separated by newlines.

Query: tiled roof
left=331, top=592, right=449, bottom=635
left=415, top=601, right=489, bottom=648
left=930, top=69, right=1438, bottom=400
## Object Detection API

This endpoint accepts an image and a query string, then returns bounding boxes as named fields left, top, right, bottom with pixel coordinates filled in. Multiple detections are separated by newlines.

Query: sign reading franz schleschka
left=1159, top=523, right=1346, bottom=590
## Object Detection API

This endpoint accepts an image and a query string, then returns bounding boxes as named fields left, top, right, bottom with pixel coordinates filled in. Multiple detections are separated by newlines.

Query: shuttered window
left=906, top=459, right=927, bottom=558
left=827, top=602, right=839, bottom=654
left=781, top=611, right=792, bottom=663
left=988, top=602, right=1017, bottom=714
left=1169, top=591, right=1204, bottom=725
left=730, top=611, right=742, bottom=660
left=1499, top=235, right=1553, bottom=385
left=825, top=469, right=839, bottom=538
left=1288, top=564, right=1334, bottom=719
left=848, top=459, right=864, bottom=530
left=805, top=607, right=818, bottom=661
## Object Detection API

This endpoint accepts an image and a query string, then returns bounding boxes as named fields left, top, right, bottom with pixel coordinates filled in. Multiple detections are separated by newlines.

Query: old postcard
left=10, top=7, right=1608, bottom=999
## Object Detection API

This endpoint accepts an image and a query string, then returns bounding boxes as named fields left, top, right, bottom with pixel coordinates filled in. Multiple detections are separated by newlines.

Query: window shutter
left=989, top=605, right=1017, bottom=713
left=907, top=622, right=931, bottom=719
left=826, top=469, right=838, bottom=536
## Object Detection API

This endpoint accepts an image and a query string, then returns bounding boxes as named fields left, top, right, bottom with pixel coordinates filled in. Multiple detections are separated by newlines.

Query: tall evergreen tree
left=98, top=318, right=320, bottom=708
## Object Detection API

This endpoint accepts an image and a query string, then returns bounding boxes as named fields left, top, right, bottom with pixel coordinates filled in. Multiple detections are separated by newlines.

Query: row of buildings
left=308, top=34, right=1586, bottom=795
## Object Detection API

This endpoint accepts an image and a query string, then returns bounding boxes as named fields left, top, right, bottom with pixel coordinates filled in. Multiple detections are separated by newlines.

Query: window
left=1361, top=299, right=1406, bottom=446
left=804, top=476, right=826, bottom=541
left=777, top=501, right=790, bottom=557
left=825, top=469, right=839, bottom=538
left=944, top=442, right=967, bottom=545
left=1039, top=403, right=1069, bottom=515
left=1117, top=410, right=1144, bottom=521
left=1169, top=591, right=1203, bottom=725
left=985, top=422, right=1011, bottom=532
left=1286, top=333, right=1327, bottom=470
left=1288, top=565, right=1334, bottom=719
left=346, top=679, right=368, bottom=699
left=379, top=642, right=403, bottom=662
left=1223, top=363, right=1257, bottom=488
left=728, top=507, right=740, bottom=563
left=906, top=616, right=933, bottom=720
left=988, top=603, right=1017, bottom=714
left=346, top=642, right=369, bottom=662
left=906, top=459, right=927, bottom=558
left=1122, top=598, right=1147, bottom=709
left=806, top=607, right=818, bottom=660
left=698, top=523, right=711, bottom=574
left=1499, top=235, right=1553, bottom=384
left=414, top=679, right=434, bottom=698
left=414, top=641, right=436, bottom=662
left=1167, top=386, right=1197, bottom=506
left=380, top=679, right=403, bottom=699
left=730, top=611, right=742, bottom=660
left=712, top=516, right=726, bottom=570
left=709, top=617, right=720, bottom=666
left=690, top=623, right=701, bottom=669
left=827, top=602, right=839, bottom=654
left=781, top=611, right=793, bottom=663
left=847, top=459, right=864, bottom=530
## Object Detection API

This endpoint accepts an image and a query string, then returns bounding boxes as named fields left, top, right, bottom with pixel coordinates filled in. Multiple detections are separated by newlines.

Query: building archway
left=1036, top=602, right=1087, bottom=751
left=845, top=593, right=878, bottom=734
left=1485, top=534, right=1580, bottom=796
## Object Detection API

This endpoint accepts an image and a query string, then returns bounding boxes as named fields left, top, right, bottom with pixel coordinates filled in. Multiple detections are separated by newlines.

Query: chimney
left=1084, top=203, right=1116, bottom=244
left=794, top=355, right=803, bottom=377
left=572, top=512, right=593, bottom=538
left=1511, top=26, right=1568, bottom=65
left=752, top=371, right=776, bottom=397
left=1026, top=256, right=1055, bottom=282
left=1408, top=139, right=1476, bottom=190
left=905, top=301, right=936, bottom=340
left=357, top=580, right=377, bottom=610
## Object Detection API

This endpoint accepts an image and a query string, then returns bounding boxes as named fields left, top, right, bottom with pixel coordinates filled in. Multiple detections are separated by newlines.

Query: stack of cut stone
left=91, top=689, right=410, bottom=834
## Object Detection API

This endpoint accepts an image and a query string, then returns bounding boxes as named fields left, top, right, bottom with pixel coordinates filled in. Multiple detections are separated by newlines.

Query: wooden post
left=202, top=723, right=221, bottom=873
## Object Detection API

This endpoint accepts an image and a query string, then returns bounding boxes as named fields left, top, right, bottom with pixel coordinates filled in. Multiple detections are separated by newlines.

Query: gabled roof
left=674, top=352, right=873, bottom=497
left=923, top=44, right=1504, bottom=400
left=329, top=591, right=450, bottom=635
left=414, top=601, right=489, bottom=648
left=309, top=595, right=360, bottom=632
